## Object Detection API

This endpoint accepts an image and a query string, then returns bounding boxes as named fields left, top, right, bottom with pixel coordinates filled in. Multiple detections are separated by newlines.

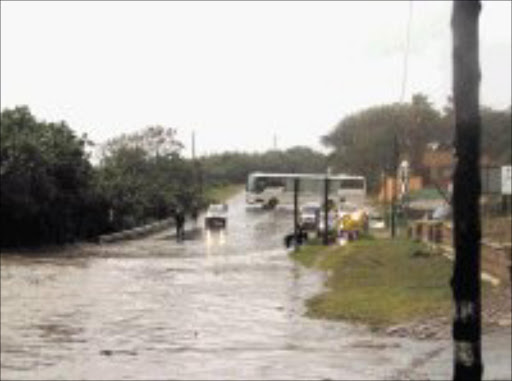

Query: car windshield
left=208, top=204, right=226, bottom=213
left=339, top=203, right=358, bottom=212
left=301, top=206, right=319, bottom=214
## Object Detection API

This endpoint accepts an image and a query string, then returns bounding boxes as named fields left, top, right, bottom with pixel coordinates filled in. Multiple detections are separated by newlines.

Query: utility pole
left=323, top=175, right=330, bottom=245
left=191, top=130, right=203, bottom=207
left=393, top=0, right=413, bottom=238
left=382, top=171, right=387, bottom=205
left=391, top=133, right=399, bottom=238
left=451, top=1, right=483, bottom=380
left=191, top=130, right=196, bottom=160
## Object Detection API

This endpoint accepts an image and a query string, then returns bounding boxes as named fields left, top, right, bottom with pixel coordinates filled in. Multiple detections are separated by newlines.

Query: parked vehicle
left=299, top=202, right=321, bottom=230
left=368, top=212, right=386, bottom=229
left=431, top=204, right=451, bottom=220
left=317, top=203, right=369, bottom=236
left=205, top=203, right=228, bottom=228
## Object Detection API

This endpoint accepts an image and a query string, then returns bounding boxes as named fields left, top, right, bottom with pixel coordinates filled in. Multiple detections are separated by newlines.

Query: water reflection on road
left=1, top=192, right=454, bottom=380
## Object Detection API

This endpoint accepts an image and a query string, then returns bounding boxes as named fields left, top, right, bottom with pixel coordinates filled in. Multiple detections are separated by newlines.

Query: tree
left=0, top=106, right=103, bottom=246
left=441, top=98, right=511, bottom=164
left=96, top=146, right=150, bottom=229
left=96, top=125, right=201, bottom=231
left=198, top=146, right=328, bottom=188
left=321, top=94, right=445, bottom=192
left=480, top=106, right=511, bottom=164
left=99, top=125, right=183, bottom=161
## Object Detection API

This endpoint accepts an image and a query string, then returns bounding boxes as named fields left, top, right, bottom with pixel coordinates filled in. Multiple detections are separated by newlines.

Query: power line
left=392, top=0, right=414, bottom=238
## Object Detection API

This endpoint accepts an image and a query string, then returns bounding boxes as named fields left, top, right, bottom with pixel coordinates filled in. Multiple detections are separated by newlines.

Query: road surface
left=1, top=191, right=510, bottom=380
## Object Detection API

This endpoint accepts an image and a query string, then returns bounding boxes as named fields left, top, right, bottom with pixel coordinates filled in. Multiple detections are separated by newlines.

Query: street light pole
left=391, top=133, right=399, bottom=238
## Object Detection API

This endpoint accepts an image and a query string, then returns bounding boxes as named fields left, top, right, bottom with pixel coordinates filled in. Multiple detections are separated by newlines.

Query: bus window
left=340, top=178, right=365, bottom=189
left=247, top=176, right=285, bottom=194
left=329, top=180, right=341, bottom=193
left=266, top=178, right=285, bottom=188
left=284, top=178, right=295, bottom=192
left=302, top=178, right=321, bottom=193
left=255, top=178, right=267, bottom=193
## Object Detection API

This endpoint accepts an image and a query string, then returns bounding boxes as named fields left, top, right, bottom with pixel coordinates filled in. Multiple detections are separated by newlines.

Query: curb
left=98, top=218, right=174, bottom=244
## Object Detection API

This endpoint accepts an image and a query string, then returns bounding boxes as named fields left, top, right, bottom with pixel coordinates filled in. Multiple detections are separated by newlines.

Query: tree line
left=0, top=107, right=205, bottom=247
left=0, top=106, right=328, bottom=247
left=2, top=97, right=508, bottom=247
left=199, top=146, right=328, bottom=187
left=321, top=93, right=511, bottom=192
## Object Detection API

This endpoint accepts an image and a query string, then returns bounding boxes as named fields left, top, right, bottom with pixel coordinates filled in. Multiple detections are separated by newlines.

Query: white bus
left=245, top=172, right=367, bottom=208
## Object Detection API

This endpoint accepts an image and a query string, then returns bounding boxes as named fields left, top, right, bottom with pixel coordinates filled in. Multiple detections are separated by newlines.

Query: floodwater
left=1, top=192, right=510, bottom=380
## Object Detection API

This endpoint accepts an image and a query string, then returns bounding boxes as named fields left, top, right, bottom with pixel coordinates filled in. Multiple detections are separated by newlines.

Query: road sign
left=502, top=165, right=512, bottom=195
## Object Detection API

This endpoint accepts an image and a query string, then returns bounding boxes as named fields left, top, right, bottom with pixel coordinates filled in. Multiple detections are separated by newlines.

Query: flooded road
left=1, top=192, right=509, bottom=380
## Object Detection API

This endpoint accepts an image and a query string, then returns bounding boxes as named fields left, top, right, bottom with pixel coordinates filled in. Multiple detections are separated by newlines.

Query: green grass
left=205, top=183, right=244, bottom=204
left=290, top=238, right=454, bottom=328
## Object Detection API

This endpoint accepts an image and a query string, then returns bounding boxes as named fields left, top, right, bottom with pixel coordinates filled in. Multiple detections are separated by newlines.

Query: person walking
left=191, top=205, right=199, bottom=229
left=175, top=208, right=185, bottom=242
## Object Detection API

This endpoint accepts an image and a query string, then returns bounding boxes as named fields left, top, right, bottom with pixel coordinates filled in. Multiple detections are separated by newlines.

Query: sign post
left=501, top=165, right=511, bottom=196
left=501, top=165, right=511, bottom=214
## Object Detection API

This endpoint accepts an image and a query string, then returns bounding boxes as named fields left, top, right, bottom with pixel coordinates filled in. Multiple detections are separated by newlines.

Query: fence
left=408, top=220, right=511, bottom=285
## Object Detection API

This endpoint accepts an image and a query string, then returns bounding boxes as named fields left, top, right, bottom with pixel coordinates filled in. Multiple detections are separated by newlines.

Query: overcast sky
left=1, top=1, right=511, bottom=158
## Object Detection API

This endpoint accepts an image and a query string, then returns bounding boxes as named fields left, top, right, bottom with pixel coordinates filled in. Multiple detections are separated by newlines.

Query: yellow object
left=340, top=211, right=368, bottom=231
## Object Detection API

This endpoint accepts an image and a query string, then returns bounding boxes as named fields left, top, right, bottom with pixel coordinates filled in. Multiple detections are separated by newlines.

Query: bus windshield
left=340, top=178, right=365, bottom=189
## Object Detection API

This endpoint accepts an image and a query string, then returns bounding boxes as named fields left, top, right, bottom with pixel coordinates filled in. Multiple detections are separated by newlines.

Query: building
left=378, top=176, right=423, bottom=203
left=422, top=142, right=454, bottom=187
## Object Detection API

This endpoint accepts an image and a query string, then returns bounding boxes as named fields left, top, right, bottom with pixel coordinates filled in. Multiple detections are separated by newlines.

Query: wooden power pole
left=391, top=133, right=399, bottom=238
left=451, top=1, right=483, bottom=380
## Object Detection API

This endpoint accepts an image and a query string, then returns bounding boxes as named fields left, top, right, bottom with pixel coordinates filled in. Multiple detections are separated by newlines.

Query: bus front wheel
left=265, top=198, right=278, bottom=209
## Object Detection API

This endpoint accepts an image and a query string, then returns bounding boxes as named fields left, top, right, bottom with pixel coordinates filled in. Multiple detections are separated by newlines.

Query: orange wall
left=378, top=176, right=423, bottom=202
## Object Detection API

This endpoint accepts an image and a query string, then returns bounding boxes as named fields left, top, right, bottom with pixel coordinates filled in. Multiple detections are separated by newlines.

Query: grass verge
left=290, top=238, right=454, bottom=328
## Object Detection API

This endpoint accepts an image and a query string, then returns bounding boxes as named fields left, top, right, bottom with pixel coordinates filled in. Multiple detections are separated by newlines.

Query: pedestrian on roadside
left=191, top=205, right=199, bottom=228
left=175, top=208, right=185, bottom=242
